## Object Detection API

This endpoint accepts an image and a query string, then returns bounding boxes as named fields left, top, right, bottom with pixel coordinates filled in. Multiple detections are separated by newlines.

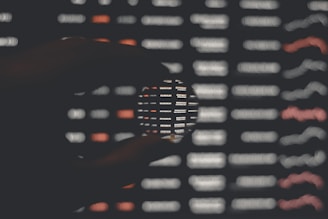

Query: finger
left=67, top=134, right=177, bottom=208
left=0, top=37, right=170, bottom=93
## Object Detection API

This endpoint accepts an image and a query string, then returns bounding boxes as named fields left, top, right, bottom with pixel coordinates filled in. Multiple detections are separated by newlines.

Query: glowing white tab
left=0, top=37, right=18, bottom=47
left=192, top=84, right=228, bottom=99
left=89, top=109, right=110, bottom=119
left=98, top=0, right=112, bottom=5
left=189, top=175, right=226, bottom=191
left=190, top=14, right=229, bottom=29
left=229, top=153, right=277, bottom=165
left=160, top=86, right=172, bottom=90
left=162, top=62, right=183, bottom=73
left=308, top=1, right=328, bottom=11
left=127, top=0, right=138, bottom=6
left=231, top=109, right=278, bottom=120
left=193, top=60, right=228, bottom=76
left=236, top=175, right=277, bottom=188
left=176, top=86, right=186, bottom=91
left=231, top=198, right=276, bottom=210
left=65, top=132, right=86, bottom=143
left=0, top=12, right=12, bottom=22
left=160, top=94, right=172, bottom=98
left=91, top=86, right=110, bottom=95
left=71, top=0, right=87, bottom=5
left=237, top=62, right=280, bottom=73
left=114, top=86, right=136, bottom=95
left=192, top=129, right=227, bottom=145
left=142, top=201, right=180, bottom=212
left=174, top=123, right=185, bottom=128
left=241, top=131, right=278, bottom=143
left=142, top=39, right=183, bottom=50
left=114, top=132, right=135, bottom=142
left=242, top=16, right=281, bottom=27
left=152, top=0, right=181, bottom=7
left=57, top=14, right=86, bottom=24
left=240, top=0, right=279, bottom=10
left=149, top=155, right=182, bottom=166
left=176, top=102, right=187, bottom=106
left=189, top=198, right=225, bottom=214
left=243, top=40, right=281, bottom=51
left=232, top=85, right=280, bottom=97
left=176, top=94, right=187, bottom=98
left=197, top=107, right=227, bottom=123
left=205, top=0, right=227, bottom=8
left=141, top=178, right=181, bottom=190
left=67, top=108, right=86, bottom=120
left=176, top=116, right=186, bottom=121
left=190, top=37, right=229, bottom=53
left=141, top=15, right=183, bottom=26
left=117, top=15, right=137, bottom=24
left=187, top=152, right=226, bottom=169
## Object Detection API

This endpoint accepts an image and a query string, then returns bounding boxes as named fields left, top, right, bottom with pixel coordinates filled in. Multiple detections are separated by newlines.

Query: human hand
left=0, top=37, right=177, bottom=218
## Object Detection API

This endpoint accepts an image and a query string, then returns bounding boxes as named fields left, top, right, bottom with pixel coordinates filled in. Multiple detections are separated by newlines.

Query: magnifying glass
left=53, top=38, right=200, bottom=158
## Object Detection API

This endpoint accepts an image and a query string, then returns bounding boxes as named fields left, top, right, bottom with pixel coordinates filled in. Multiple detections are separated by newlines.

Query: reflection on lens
left=137, top=79, right=199, bottom=143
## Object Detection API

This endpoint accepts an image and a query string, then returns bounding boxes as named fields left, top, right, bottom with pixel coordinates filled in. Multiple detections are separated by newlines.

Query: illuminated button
left=117, top=15, right=137, bottom=24
left=190, top=14, right=229, bottom=30
left=71, top=0, right=86, bottom=5
left=149, top=155, right=182, bottom=166
left=118, top=39, right=137, bottom=46
left=116, top=109, right=135, bottom=119
left=161, top=62, right=183, bottom=73
left=190, top=37, right=229, bottom=53
left=192, top=129, right=227, bottom=146
left=98, top=0, right=112, bottom=5
left=116, top=202, right=135, bottom=212
left=90, top=133, right=110, bottom=142
left=114, top=132, right=135, bottom=142
left=92, top=15, right=111, bottom=24
left=187, top=152, right=226, bottom=169
left=231, top=198, right=276, bottom=210
left=152, top=0, right=181, bottom=7
left=189, top=175, right=226, bottom=191
left=94, top=38, right=110, bottom=43
left=57, top=14, right=86, bottom=24
left=141, top=15, right=183, bottom=26
left=142, top=201, right=181, bottom=212
left=65, top=132, right=86, bottom=143
left=0, top=37, right=18, bottom=47
left=91, top=85, right=110, bottom=95
left=89, top=202, right=109, bottom=212
left=114, top=86, right=137, bottom=95
left=0, top=13, right=13, bottom=23
left=141, top=178, right=181, bottom=190
left=127, top=0, right=139, bottom=6
left=192, top=83, right=228, bottom=99
left=90, top=109, right=110, bottom=119
left=122, top=183, right=136, bottom=189
left=205, top=0, right=227, bottom=8
left=67, top=108, right=86, bottom=120
left=141, top=39, right=183, bottom=50
left=189, top=198, right=225, bottom=214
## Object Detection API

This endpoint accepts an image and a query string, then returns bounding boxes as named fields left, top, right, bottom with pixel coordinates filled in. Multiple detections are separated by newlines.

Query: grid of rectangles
left=0, top=0, right=327, bottom=219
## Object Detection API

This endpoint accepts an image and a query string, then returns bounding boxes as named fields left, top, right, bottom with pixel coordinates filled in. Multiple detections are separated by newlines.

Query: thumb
left=67, top=134, right=177, bottom=208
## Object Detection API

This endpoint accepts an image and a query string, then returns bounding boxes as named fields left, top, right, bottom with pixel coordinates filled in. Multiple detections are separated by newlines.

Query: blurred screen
left=1, top=0, right=327, bottom=218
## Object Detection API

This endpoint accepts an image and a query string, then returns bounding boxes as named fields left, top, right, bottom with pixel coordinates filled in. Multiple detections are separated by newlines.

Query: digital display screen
left=1, top=0, right=327, bottom=218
